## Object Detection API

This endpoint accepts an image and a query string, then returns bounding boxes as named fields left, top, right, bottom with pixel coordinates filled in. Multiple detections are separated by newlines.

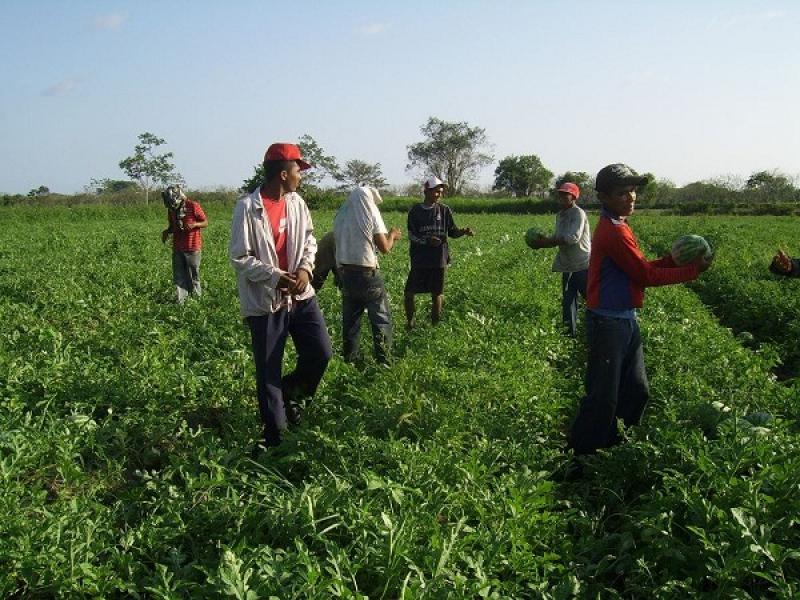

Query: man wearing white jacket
left=229, top=143, right=332, bottom=449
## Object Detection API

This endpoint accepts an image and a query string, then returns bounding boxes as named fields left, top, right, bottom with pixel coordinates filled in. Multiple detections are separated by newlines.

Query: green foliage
left=0, top=208, right=799, bottom=596
left=335, top=159, right=387, bottom=191
left=493, top=155, right=553, bottom=198
left=406, top=117, right=493, bottom=196
left=119, top=132, right=181, bottom=205
left=27, top=185, right=50, bottom=197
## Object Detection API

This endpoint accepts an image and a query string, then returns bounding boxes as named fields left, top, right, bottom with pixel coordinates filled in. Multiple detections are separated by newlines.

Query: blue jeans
left=569, top=311, right=650, bottom=455
left=247, top=297, right=332, bottom=444
left=172, top=251, right=201, bottom=304
left=340, top=269, right=392, bottom=363
left=561, top=269, right=588, bottom=336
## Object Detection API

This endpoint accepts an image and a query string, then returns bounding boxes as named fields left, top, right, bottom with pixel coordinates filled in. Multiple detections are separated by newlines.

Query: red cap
left=264, top=143, right=312, bottom=170
left=557, top=182, right=580, bottom=199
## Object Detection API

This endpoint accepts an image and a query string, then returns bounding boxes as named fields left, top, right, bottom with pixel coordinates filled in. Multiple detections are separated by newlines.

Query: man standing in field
left=568, top=164, right=713, bottom=462
left=334, top=185, right=402, bottom=363
left=404, top=176, right=473, bottom=328
left=229, top=143, right=332, bottom=449
left=161, top=185, right=208, bottom=304
left=528, top=182, right=591, bottom=336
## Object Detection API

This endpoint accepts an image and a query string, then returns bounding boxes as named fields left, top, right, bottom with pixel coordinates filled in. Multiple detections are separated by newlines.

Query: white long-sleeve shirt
left=229, top=188, right=317, bottom=316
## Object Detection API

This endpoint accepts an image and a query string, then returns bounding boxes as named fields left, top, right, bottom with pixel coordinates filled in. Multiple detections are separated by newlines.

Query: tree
left=493, top=155, right=553, bottom=197
left=406, top=117, right=493, bottom=196
left=85, top=178, right=139, bottom=195
left=27, top=185, right=50, bottom=197
left=637, top=175, right=677, bottom=207
left=745, top=169, right=796, bottom=202
left=119, top=132, right=179, bottom=204
left=240, top=134, right=340, bottom=192
left=335, top=160, right=387, bottom=190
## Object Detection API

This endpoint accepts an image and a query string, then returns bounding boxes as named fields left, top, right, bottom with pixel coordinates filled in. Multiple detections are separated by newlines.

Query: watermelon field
left=2, top=203, right=800, bottom=597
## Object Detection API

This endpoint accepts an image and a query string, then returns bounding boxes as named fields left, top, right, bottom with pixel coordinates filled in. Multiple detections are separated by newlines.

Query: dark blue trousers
left=569, top=311, right=650, bottom=455
left=247, top=297, right=332, bottom=444
left=561, top=269, right=588, bottom=337
left=340, top=269, right=393, bottom=363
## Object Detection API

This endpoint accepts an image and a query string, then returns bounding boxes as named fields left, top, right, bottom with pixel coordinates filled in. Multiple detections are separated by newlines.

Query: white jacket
left=229, top=188, right=317, bottom=316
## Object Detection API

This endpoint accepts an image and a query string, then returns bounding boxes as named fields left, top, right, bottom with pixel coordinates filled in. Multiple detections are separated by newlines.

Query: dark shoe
left=250, top=438, right=279, bottom=459
left=553, top=458, right=584, bottom=482
left=285, top=402, right=302, bottom=426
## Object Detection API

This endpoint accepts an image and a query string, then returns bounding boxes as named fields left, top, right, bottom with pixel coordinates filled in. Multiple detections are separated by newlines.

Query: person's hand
left=389, top=227, right=402, bottom=241
left=462, top=227, right=474, bottom=237
left=277, top=272, right=297, bottom=292
left=773, top=249, right=792, bottom=274
left=693, top=252, right=714, bottom=274
left=289, top=268, right=310, bottom=295
left=429, top=236, right=442, bottom=247
left=161, top=230, right=170, bottom=243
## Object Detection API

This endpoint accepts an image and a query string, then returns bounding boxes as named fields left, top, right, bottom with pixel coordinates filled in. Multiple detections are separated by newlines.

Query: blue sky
left=1, top=0, right=798, bottom=194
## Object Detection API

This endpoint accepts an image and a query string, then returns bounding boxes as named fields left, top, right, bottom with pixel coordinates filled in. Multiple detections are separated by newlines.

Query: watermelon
left=525, top=227, right=545, bottom=248
left=671, top=235, right=713, bottom=265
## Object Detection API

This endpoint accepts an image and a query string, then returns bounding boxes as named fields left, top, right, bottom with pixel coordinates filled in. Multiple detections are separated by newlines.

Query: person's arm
left=612, top=227, right=701, bottom=287
left=186, top=202, right=208, bottom=230
left=161, top=212, right=175, bottom=242
left=374, top=227, right=402, bottom=254
left=228, top=199, right=283, bottom=288
left=446, top=207, right=473, bottom=238
left=770, top=250, right=800, bottom=277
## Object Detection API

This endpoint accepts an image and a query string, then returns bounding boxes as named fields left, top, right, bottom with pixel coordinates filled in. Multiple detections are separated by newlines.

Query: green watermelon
left=525, top=227, right=545, bottom=248
left=671, top=235, right=713, bottom=265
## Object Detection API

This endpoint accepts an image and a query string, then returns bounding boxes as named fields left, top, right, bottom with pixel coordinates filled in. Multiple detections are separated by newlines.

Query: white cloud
left=91, top=13, right=127, bottom=31
left=357, top=22, right=386, bottom=36
left=42, top=79, right=77, bottom=97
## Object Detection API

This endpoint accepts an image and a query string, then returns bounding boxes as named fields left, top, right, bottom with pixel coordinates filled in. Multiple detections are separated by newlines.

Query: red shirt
left=587, top=209, right=699, bottom=310
left=169, top=199, right=206, bottom=252
left=260, top=190, right=288, bottom=271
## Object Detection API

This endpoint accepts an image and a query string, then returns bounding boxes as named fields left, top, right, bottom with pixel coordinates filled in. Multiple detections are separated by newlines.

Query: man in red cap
left=229, top=143, right=332, bottom=450
left=528, top=181, right=591, bottom=336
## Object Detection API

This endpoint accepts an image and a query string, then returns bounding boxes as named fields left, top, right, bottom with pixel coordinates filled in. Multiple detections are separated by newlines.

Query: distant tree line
left=5, top=121, right=800, bottom=214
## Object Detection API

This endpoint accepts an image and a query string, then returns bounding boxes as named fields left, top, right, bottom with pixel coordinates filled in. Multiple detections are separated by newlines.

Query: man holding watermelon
left=568, top=163, right=714, bottom=461
left=527, top=181, right=591, bottom=336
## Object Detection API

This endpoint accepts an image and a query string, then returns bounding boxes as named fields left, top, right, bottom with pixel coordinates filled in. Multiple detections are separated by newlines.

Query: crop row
left=0, top=207, right=798, bottom=597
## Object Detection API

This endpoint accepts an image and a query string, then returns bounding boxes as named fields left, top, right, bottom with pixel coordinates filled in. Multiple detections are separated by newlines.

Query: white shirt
left=333, top=186, right=388, bottom=268
left=229, top=188, right=317, bottom=316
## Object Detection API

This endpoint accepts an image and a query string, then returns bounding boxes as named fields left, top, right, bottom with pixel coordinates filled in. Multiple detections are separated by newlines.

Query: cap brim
left=297, top=160, right=312, bottom=171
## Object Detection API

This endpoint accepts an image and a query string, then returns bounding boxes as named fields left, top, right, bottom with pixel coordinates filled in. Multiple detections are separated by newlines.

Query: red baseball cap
left=557, top=182, right=580, bottom=199
left=264, top=143, right=312, bottom=171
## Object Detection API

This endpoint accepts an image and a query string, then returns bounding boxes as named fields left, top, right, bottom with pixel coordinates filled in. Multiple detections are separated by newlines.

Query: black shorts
left=405, top=268, right=445, bottom=296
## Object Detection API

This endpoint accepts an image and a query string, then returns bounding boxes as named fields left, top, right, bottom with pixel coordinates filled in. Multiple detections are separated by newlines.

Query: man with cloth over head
left=334, top=185, right=402, bottom=364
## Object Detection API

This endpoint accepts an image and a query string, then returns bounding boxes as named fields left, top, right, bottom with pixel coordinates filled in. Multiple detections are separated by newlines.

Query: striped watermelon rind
left=671, top=235, right=713, bottom=265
